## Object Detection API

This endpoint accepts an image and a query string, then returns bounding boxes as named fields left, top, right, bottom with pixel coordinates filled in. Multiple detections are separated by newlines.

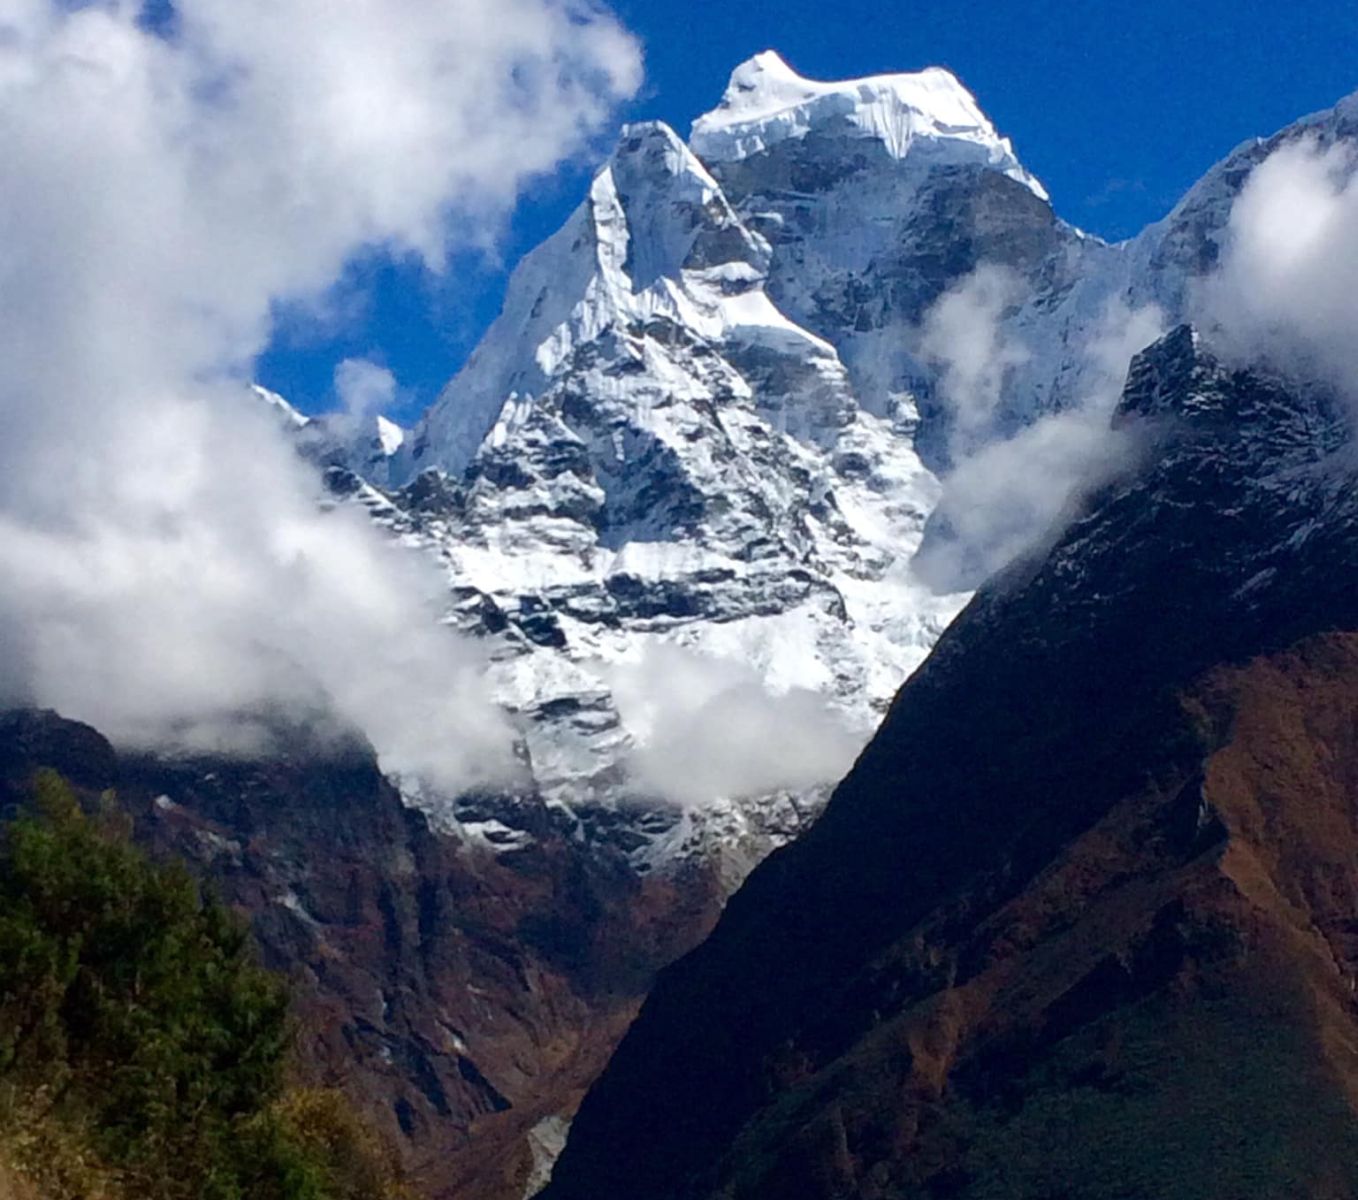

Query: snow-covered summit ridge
left=294, top=90, right=972, bottom=870
left=412, top=55, right=1053, bottom=478
left=251, top=384, right=409, bottom=485
left=690, top=50, right=1047, bottom=200
left=410, top=118, right=829, bottom=477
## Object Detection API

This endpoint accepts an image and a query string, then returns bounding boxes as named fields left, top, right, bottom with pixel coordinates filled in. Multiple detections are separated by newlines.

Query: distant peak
left=610, top=119, right=723, bottom=195
left=698, top=52, right=977, bottom=133
left=251, top=384, right=309, bottom=430
left=613, top=120, right=705, bottom=173
left=702, top=51, right=822, bottom=135
left=617, top=119, right=686, bottom=148
left=723, top=50, right=967, bottom=106
left=749, top=49, right=795, bottom=73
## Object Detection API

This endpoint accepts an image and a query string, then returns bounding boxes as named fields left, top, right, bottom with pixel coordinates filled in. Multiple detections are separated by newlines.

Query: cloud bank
left=0, top=0, right=640, bottom=790
left=608, top=646, right=862, bottom=807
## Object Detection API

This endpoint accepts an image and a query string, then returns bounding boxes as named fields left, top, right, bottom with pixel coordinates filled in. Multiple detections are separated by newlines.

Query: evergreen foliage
left=0, top=770, right=406, bottom=1200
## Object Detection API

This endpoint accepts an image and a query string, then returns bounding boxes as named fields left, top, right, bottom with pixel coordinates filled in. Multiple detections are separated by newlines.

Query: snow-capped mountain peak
left=273, top=53, right=1142, bottom=868
left=604, top=120, right=763, bottom=286
left=252, top=384, right=310, bottom=429
left=300, top=81, right=983, bottom=867
left=407, top=118, right=783, bottom=479
left=282, top=58, right=1358, bottom=883
left=690, top=49, right=1046, bottom=200
left=374, top=415, right=405, bottom=456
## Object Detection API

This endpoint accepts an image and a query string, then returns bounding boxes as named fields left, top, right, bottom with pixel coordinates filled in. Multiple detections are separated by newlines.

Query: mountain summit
left=690, top=51, right=1043, bottom=197
left=297, top=52, right=1133, bottom=868
left=281, top=60, right=1358, bottom=883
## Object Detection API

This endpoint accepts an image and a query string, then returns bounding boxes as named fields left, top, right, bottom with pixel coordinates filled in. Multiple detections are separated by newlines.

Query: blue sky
left=256, top=0, right=1358, bottom=421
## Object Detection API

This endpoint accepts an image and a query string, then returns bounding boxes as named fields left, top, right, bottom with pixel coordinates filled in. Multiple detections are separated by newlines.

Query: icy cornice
left=690, top=50, right=1047, bottom=201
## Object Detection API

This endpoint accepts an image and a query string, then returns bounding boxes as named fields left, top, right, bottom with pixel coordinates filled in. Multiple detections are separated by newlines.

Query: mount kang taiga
left=275, top=50, right=1353, bottom=872
left=8, top=49, right=1358, bottom=1200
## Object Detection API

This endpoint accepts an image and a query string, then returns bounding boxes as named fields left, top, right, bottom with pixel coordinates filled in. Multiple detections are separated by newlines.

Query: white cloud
left=914, top=130, right=1358, bottom=596
left=913, top=285, right=1164, bottom=592
left=0, top=0, right=641, bottom=790
left=918, top=264, right=1031, bottom=459
left=1198, top=136, right=1358, bottom=400
left=335, top=358, right=398, bottom=424
left=911, top=403, right=1134, bottom=591
left=608, top=646, right=862, bottom=807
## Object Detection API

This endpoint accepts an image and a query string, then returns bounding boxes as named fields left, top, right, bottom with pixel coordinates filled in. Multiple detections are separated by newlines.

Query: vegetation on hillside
left=0, top=769, right=407, bottom=1200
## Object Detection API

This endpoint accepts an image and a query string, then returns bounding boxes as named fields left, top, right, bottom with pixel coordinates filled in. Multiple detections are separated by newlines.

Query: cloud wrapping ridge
left=0, top=0, right=640, bottom=789
left=914, top=122, right=1358, bottom=596
left=1200, top=136, right=1358, bottom=402
left=917, top=264, right=1032, bottom=461
left=913, top=267, right=1164, bottom=592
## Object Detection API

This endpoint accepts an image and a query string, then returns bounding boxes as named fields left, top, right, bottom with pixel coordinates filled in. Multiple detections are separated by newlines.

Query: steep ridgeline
left=544, top=329, right=1358, bottom=1199
left=283, top=56, right=1358, bottom=879
left=689, top=50, right=1101, bottom=449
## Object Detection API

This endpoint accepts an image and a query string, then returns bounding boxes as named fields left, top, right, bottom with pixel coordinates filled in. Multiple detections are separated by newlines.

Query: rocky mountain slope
left=543, top=328, right=1358, bottom=1198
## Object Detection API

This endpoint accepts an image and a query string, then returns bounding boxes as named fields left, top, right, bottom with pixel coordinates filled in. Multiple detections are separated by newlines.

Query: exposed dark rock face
left=543, top=329, right=1358, bottom=1198
left=717, top=147, right=1069, bottom=352
left=0, top=713, right=727, bottom=1200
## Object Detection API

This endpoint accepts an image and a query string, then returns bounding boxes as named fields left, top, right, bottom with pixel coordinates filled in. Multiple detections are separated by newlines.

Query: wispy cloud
left=334, top=359, right=399, bottom=425
left=917, top=264, right=1031, bottom=461
left=608, top=646, right=862, bottom=807
left=1198, top=135, right=1358, bottom=402
left=913, top=267, right=1164, bottom=592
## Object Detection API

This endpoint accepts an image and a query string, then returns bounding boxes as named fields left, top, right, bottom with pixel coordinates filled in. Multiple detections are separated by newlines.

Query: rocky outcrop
left=543, top=330, right=1358, bottom=1198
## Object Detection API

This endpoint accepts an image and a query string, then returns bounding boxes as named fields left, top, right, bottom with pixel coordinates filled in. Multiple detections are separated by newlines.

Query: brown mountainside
left=710, top=632, right=1358, bottom=1197
left=543, top=332, right=1358, bottom=1199
left=0, top=711, right=726, bottom=1200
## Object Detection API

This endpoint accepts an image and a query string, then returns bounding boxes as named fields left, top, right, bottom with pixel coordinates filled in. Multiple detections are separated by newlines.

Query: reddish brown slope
left=0, top=713, right=727, bottom=1200
left=545, top=331, right=1358, bottom=1199
left=703, top=633, right=1358, bottom=1198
